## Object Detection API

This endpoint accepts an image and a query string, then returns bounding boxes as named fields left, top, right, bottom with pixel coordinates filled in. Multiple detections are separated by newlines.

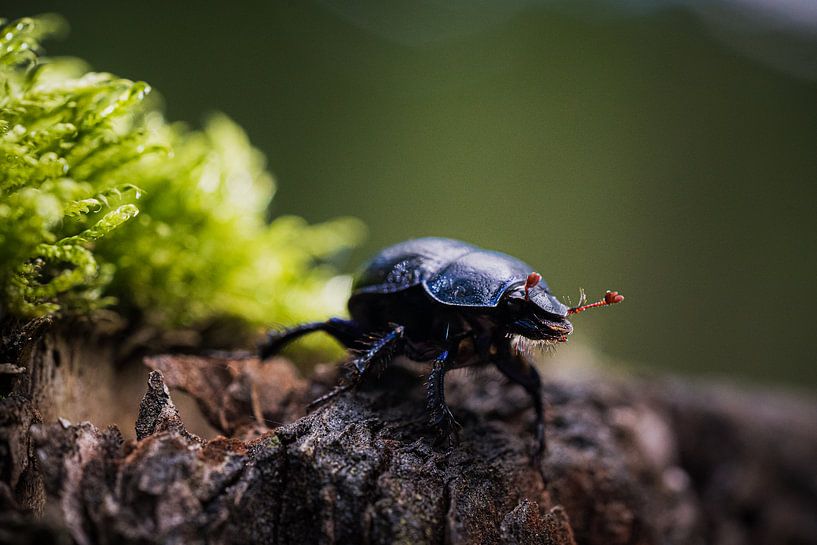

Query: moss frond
left=0, top=16, right=364, bottom=353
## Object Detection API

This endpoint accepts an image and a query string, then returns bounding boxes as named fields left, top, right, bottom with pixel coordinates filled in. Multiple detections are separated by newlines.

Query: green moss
left=0, top=16, right=364, bottom=352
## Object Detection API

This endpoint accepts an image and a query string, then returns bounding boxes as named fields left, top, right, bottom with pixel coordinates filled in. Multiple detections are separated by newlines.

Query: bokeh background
left=7, top=1, right=817, bottom=387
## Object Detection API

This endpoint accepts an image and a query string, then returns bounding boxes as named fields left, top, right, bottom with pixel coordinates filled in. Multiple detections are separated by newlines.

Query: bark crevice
left=1, top=325, right=816, bottom=545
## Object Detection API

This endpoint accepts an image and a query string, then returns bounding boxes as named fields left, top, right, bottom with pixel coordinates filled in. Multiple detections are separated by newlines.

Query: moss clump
left=0, top=16, right=363, bottom=351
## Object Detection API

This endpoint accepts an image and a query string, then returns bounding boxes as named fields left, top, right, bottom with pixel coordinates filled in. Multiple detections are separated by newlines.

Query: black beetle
left=259, top=237, right=622, bottom=457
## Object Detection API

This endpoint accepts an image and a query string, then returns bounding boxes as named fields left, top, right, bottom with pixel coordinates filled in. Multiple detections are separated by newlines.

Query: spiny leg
left=493, top=349, right=546, bottom=463
left=425, top=348, right=460, bottom=446
left=259, top=317, right=362, bottom=360
left=308, top=324, right=406, bottom=409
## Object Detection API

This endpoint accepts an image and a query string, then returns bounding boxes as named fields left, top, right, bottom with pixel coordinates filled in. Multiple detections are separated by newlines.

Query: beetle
left=259, top=237, right=623, bottom=457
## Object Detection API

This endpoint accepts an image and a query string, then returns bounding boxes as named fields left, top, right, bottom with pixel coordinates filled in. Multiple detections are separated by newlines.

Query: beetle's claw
left=433, top=425, right=460, bottom=450
left=431, top=408, right=462, bottom=449
left=447, top=428, right=461, bottom=449
left=258, top=329, right=286, bottom=360
left=531, top=437, right=546, bottom=468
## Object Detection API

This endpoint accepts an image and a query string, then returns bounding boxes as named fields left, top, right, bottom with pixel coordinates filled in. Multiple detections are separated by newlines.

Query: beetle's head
left=502, top=273, right=624, bottom=344
left=502, top=273, right=573, bottom=343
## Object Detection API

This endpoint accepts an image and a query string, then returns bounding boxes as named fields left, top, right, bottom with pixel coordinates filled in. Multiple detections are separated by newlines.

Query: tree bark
left=1, top=322, right=816, bottom=545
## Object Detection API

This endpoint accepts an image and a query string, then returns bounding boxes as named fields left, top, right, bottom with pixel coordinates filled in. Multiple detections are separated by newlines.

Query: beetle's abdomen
left=348, top=285, right=445, bottom=336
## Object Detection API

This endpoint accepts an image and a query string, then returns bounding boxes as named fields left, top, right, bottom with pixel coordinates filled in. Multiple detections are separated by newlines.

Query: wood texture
left=2, top=323, right=816, bottom=544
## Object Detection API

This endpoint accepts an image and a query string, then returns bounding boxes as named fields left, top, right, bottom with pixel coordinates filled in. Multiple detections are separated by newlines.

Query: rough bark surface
left=0, top=316, right=127, bottom=518
left=2, top=323, right=817, bottom=545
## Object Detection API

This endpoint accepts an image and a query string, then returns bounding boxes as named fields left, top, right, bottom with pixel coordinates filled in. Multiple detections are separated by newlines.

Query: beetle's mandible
left=259, top=237, right=623, bottom=458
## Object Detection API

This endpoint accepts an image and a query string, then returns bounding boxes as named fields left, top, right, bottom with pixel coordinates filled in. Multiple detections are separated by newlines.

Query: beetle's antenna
left=524, top=272, right=542, bottom=301
left=567, top=290, right=624, bottom=315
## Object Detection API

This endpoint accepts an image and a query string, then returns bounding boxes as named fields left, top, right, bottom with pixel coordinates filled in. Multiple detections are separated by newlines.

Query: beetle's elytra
left=260, top=237, right=622, bottom=458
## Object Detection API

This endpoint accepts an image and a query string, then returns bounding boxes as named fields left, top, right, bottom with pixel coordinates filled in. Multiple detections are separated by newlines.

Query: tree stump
left=1, top=322, right=816, bottom=544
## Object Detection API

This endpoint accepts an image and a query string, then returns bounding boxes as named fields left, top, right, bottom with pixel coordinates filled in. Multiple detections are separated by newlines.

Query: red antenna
left=567, top=290, right=624, bottom=315
left=524, top=272, right=542, bottom=301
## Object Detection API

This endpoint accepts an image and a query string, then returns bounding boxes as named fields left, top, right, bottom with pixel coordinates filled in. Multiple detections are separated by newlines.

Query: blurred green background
left=7, top=1, right=816, bottom=387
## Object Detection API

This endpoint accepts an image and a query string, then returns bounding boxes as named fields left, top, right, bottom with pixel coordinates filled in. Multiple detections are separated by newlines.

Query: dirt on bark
left=2, top=343, right=814, bottom=545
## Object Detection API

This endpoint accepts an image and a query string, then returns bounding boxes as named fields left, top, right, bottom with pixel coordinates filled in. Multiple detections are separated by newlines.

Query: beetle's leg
left=425, top=348, right=460, bottom=446
left=307, top=324, right=406, bottom=410
left=493, top=349, right=546, bottom=464
left=306, top=383, right=354, bottom=410
left=259, top=318, right=362, bottom=360
left=347, top=324, right=405, bottom=376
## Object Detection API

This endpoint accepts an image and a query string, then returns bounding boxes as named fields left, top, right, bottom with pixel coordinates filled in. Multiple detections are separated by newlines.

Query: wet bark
left=1, top=322, right=816, bottom=545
